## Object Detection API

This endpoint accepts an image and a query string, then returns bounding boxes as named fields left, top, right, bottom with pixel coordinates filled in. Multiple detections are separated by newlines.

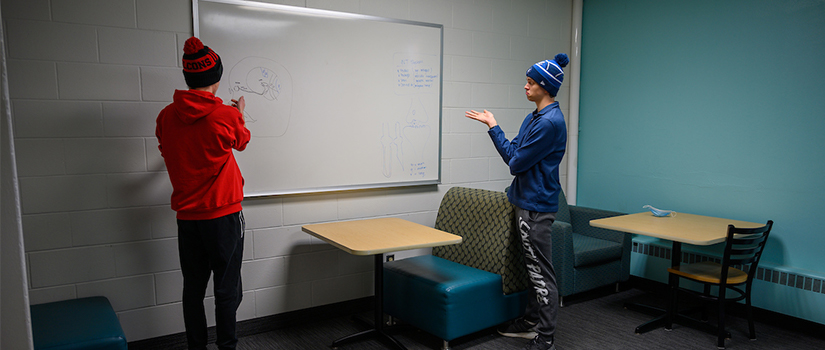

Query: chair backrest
left=555, top=189, right=570, bottom=223
left=431, top=187, right=528, bottom=294
left=720, top=220, right=773, bottom=285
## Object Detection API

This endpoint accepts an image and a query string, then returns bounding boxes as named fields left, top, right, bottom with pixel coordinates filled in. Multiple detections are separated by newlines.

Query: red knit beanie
left=182, top=37, right=223, bottom=88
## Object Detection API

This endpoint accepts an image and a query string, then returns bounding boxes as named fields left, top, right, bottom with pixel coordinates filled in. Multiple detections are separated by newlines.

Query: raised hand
left=465, top=109, right=497, bottom=129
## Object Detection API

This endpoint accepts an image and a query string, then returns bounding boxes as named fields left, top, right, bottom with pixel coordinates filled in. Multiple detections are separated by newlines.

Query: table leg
left=331, top=254, right=407, bottom=350
left=664, top=242, right=682, bottom=330
left=629, top=241, right=730, bottom=339
left=628, top=241, right=682, bottom=334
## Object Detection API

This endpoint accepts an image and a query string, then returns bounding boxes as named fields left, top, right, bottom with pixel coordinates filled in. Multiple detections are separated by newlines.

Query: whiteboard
left=194, top=0, right=442, bottom=197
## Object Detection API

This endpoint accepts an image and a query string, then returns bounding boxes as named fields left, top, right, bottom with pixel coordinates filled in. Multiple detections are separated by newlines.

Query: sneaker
left=524, top=334, right=556, bottom=350
left=497, top=317, right=537, bottom=339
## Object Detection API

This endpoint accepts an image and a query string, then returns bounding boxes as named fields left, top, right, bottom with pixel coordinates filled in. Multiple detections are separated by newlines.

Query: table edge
left=589, top=212, right=763, bottom=246
left=301, top=223, right=463, bottom=256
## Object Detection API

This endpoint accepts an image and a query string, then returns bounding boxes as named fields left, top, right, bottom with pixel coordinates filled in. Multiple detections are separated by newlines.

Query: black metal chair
left=666, top=220, right=773, bottom=349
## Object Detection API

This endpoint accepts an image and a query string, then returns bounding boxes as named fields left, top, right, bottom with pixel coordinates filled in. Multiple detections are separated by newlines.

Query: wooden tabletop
left=302, top=217, right=462, bottom=256
left=590, top=212, right=764, bottom=246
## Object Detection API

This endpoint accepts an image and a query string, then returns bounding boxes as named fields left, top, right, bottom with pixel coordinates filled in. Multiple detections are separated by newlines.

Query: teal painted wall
left=578, top=0, right=825, bottom=322
left=579, top=0, right=825, bottom=271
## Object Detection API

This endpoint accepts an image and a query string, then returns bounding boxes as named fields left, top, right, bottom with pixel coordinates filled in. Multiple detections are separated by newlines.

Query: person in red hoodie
left=156, top=37, right=250, bottom=350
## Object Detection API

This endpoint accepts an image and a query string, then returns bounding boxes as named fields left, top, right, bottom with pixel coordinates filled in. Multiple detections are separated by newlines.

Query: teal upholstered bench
left=383, top=187, right=529, bottom=350
left=384, top=255, right=525, bottom=346
left=30, top=296, right=127, bottom=350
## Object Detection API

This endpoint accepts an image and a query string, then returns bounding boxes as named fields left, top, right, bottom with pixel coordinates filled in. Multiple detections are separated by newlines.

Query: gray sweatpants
left=516, top=206, right=559, bottom=339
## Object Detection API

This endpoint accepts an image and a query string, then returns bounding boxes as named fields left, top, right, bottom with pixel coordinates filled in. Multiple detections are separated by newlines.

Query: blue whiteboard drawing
left=382, top=52, right=438, bottom=179
left=382, top=97, right=431, bottom=178
left=381, top=122, right=402, bottom=177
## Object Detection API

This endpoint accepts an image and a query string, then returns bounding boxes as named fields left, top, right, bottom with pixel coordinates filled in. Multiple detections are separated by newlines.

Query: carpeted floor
left=229, top=287, right=825, bottom=350
left=131, top=284, right=825, bottom=349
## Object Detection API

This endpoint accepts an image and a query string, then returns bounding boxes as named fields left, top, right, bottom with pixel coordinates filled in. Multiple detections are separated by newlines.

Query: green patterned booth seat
left=383, top=187, right=529, bottom=350
left=552, top=190, right=631, bottom=306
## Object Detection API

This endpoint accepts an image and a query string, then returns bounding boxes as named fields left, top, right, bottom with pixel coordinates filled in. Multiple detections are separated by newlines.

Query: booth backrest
left=431, top=187, right=528, bottom=294
left=556, top=189, right=571, bottom=223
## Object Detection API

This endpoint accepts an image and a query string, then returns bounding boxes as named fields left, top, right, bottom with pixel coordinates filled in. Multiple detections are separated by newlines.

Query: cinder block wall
left=3, top=0, right=572, bottom=341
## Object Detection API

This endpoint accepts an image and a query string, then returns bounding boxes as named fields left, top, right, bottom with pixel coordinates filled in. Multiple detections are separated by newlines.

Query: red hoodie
left=156, top=89, right=251, bottom=220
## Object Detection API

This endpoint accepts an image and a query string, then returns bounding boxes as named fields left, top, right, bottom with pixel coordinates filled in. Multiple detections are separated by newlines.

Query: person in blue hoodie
left=465, top=53, right=569, bottom=350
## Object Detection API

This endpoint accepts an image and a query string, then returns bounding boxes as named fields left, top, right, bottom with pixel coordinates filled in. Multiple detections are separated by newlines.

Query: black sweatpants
left=177, top=211, right=245, bottom=350
left=516, top=207, right=559, bottom=339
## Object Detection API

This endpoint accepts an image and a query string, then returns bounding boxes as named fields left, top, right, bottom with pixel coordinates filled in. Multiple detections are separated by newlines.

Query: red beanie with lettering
left=182, top=37, right=223, bottom=88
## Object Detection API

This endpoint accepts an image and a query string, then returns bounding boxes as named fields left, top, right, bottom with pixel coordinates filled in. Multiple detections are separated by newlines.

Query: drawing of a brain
left=228, top=57, right=293, bottom=137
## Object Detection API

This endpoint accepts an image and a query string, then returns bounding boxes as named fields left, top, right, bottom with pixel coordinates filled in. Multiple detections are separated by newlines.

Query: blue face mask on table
left=643, top=205, right=676, bottom=217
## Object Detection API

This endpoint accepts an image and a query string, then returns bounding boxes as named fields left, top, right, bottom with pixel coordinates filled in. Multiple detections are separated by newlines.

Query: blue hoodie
left=488, top=102, right=567, bottom=213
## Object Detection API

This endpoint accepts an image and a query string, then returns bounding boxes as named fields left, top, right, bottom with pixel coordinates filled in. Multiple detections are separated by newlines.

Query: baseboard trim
left=127, top=297, right=373, bottom=349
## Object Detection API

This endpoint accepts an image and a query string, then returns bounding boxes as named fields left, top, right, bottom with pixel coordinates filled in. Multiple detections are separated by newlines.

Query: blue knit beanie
left=526, top=53, right=569, bottom=97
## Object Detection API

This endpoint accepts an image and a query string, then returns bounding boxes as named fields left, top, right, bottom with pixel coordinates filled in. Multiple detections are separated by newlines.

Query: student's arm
left=488, top=125, right=519, bottom=165
left=227, top=97, right=250, bottom=151
left=232, top=114, right=251, bottom=152
left=466, top=109, right=520, bottom=165
left=505, top=118, right=558, bottom=175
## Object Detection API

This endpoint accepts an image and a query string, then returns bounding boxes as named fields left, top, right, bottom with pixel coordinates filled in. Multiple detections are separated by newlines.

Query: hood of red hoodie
left=172, top=89, right=224, bottom=124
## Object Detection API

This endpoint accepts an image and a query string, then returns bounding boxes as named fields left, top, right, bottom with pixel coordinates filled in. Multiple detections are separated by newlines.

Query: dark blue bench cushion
left=30, top=296, right=127, bottom=350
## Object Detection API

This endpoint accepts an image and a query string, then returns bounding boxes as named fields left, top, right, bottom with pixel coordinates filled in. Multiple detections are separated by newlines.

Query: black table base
left=331, top=254, right=407, bottom=350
